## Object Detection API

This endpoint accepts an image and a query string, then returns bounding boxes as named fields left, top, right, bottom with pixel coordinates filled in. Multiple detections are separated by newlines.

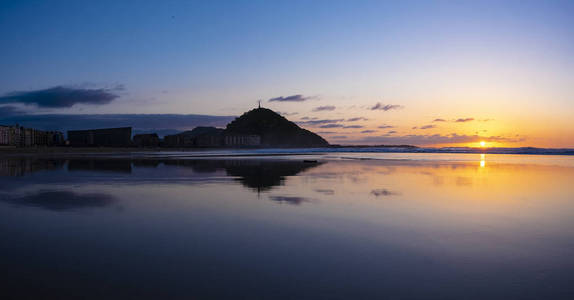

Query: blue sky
left=1, top=0, right=573, bottom=146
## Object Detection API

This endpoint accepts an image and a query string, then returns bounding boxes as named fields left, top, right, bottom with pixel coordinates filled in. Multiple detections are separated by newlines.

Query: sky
left=1, top=0, right=573, bottom=147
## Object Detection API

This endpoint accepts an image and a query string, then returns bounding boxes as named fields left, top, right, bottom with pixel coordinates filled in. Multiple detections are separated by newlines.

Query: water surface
left=1, top=153, right=573, bottom=299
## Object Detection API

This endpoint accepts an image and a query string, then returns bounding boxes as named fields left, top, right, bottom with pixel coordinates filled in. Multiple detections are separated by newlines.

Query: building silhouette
left=0, top=125, right=64, bottom=147
left=68, top=127, right=132, bottom=147
left=133, top=133, right=160, bottom=147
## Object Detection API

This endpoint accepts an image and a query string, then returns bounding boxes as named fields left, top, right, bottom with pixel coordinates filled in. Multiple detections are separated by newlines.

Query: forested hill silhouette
left=224, top=108, right=329, bottom=147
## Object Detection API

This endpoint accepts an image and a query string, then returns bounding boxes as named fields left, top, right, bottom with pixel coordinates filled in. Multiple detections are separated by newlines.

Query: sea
left=1, top=149, right=573, bottom=299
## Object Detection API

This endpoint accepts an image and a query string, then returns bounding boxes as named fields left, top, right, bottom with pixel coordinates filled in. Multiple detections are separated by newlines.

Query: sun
left=479, top=141, right=486, bottom=147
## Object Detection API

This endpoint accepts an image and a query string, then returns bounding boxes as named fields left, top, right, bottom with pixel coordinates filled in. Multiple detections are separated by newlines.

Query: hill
left=224, top=108, right=329, bottom=147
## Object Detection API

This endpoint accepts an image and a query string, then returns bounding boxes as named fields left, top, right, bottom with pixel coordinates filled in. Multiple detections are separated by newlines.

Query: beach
left=1, top=152, right=573, bottom=299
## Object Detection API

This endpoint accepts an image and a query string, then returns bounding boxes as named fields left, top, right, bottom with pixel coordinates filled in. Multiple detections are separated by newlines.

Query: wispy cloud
left=319, top=124, right=344, bottom=128
left=455, top=118, right=474, bottom=123
left=434, top=117, right=487, bottom=123
left=347, top=117, right=369, bottom=122
left=316, top=131, right=337, bottom=134
left=313, top=105, right=336, bottom=112
left=299, top=119, right=344, bottom=126
left=0, top=105, right=24, bottom=117
left=361, top=130, right=376, bottom=133
left=343, top=125, right=364, bottom=129
left=370, top=103, right=403, bottom=111
left=0, top=86, right=122, bottom=108
left=378, top=124, right=394, bottom=129
left=278, top=111, right=299, bottom=116
left=268, top=94, right=314, bottom=102
left=351, top=133, right=525, bottom=145
left=419, top=125, right=436, bottom=129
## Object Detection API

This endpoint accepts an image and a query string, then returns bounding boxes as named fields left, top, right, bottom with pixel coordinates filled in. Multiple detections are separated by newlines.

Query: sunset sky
left=1, top=0, right=573, bottom=147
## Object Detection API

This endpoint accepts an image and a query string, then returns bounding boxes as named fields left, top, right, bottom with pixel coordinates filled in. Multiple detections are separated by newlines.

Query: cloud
left=347, top=117, right=369, bottom=122
left=0, top=105, right=24, bottom=117
left=378, top=124, right=394, bottom=129
left=370, top=103, right=403, bottom=111
left=387, top=130, right=397, bottom=134
left=419, top=125, right=436, bottom=130
left=278, top=111, right=299, bottom=116
left=434, top=117, right=485, bottom=123
left=455, top=117, right=474, bottom=123
left=316, top=131, right=336, bottom=134
left=299, top=119, right=344, bottom=126
left=268, top=94, right=313, bottom=102
left=343, top=125, right=364, bottom=129
left=0, top=86, right=122, bottom=108
left=351, top=133, right=525, bottom=145
left=319, top=124, right=344, bottom=128
left=361, top=130, right=376, bottom=133
left=0, top=113, right=235, bottom=137
left=313, top=105, right=336, bottom=112
left=332, top=135, right=347, bottom=139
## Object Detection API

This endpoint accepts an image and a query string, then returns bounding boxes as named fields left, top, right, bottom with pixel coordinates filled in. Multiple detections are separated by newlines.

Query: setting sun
left=480, top=141, right=486, bottom=147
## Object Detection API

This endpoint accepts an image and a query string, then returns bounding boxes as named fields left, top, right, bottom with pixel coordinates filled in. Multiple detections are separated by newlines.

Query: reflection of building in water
left=0, top=125, right=64, bottom=147
left=0, top=157, right=320, bottom=194
left=0, top=158, right=66, bottom=176
left=0, top=157, right=136, bottom=176
left=68, top=127, right=132, bottom=147
left=67, top=159, right=132, bottom=173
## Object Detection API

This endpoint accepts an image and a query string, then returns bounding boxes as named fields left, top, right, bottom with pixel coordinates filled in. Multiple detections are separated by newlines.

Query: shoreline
left=1, top=146, right=573, bottom=157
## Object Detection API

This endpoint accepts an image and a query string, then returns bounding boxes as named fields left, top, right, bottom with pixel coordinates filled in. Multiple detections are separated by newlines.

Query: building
left=0, top=126, right=15, bottom=146
left=51, top=131, right=65, bottom=145
left=68, top=127, right=132, bottom=147
left=164, top=127, right=224, bottom=148
left=0, top=125, right=63, bottom=147
left=224, top=134, right=261, bottom=147
left=133, top=133, right=160, bottom=147
left=0, top=125, right=22, bottom=146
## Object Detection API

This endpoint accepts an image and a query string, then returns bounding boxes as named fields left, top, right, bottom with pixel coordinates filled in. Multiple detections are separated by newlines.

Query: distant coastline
left=1, top=145, right=572, bottom=156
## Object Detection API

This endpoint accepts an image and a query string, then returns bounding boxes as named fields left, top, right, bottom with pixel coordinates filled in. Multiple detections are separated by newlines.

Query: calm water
left=1, top=153, right=573, bottom=299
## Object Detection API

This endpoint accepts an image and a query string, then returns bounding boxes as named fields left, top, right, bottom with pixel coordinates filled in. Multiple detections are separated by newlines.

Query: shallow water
left=1, top=153, right=573, bottom=299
